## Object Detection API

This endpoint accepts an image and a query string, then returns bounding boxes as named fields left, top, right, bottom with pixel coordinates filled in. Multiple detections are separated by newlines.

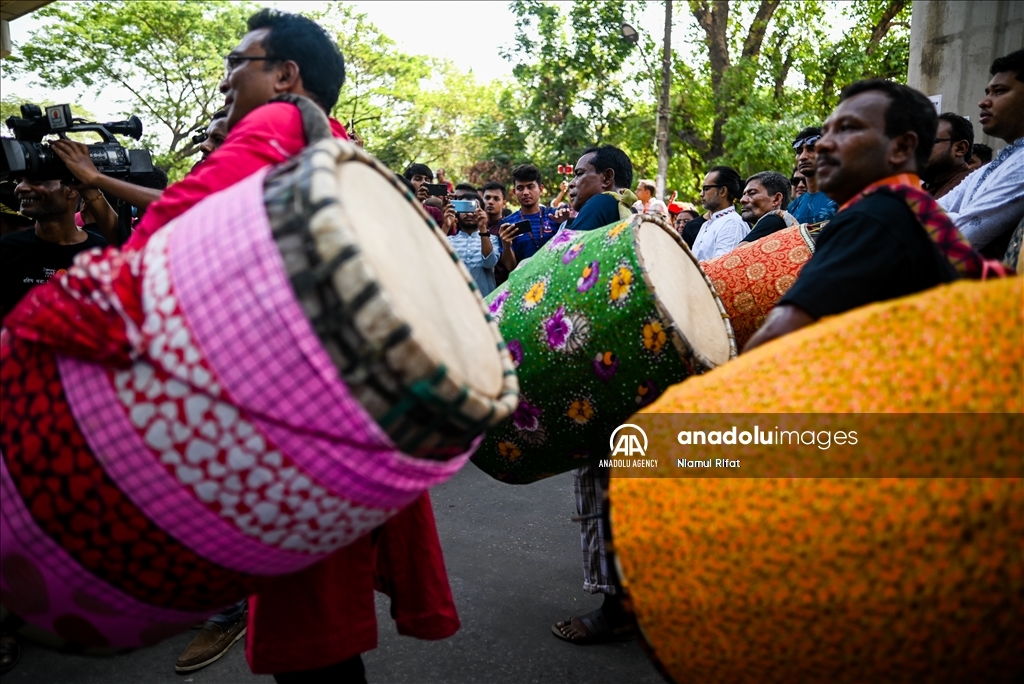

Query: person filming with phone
left=499, top=164, right=559, bottom=273
left=445, top=192, right=501, bottom=296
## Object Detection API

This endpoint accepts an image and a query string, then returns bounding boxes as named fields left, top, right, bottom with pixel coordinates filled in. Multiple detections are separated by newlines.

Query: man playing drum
left=550, top=145, right=638, bottom=645
left=3, top=9, right=459, bottom=684
left=745, top=79, right=1001, bottom=353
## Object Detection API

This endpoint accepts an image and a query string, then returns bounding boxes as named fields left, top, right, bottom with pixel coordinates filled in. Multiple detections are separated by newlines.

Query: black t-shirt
left=1, top=228, right=108, bottom=315
left=742, top=213, right=787, bottom=243
left=682, top=216, right=705, bottom=248
left=779, top=189, right=957, bottom=319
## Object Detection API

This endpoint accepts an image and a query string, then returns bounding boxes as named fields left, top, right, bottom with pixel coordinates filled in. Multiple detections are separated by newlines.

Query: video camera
left=1, top=103, right=154, bottom=182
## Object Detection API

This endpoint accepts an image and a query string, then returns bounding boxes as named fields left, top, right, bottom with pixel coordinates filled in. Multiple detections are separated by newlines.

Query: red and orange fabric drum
left=701, top=224, right=820, bottom=349
left=609, top=277, right=1023, bottom=684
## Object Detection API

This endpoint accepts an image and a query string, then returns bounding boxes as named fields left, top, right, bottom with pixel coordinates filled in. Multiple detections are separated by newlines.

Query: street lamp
left=620, top=4, right=673, bottom=201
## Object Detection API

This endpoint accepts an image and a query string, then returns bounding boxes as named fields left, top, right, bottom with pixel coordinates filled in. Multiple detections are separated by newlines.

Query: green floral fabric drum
left=472, top=214, right=736, bottom=484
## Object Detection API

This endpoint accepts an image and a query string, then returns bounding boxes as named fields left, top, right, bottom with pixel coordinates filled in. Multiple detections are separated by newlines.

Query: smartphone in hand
left=426, top=183, right=449, bottom=197
left=513, top=220, right=531, bottom=235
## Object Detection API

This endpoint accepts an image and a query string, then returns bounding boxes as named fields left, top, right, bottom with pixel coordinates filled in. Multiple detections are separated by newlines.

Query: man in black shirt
left=0, top=176, right=108, bottom=318
left=740, top=171, right=795, bottom=243
left=744, top=79, right=957, bottom=352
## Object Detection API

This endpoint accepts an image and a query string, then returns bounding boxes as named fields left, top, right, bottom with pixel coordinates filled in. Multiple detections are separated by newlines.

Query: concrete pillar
left=907, top=0, right=1024, bottom=152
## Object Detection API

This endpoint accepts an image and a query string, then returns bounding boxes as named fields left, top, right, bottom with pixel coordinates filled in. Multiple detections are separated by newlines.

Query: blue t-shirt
left=788, top=191, right=838, bottom=224
left=504, top=206, right=559, bottom=261
left=570, top=193, right=624, bottom=232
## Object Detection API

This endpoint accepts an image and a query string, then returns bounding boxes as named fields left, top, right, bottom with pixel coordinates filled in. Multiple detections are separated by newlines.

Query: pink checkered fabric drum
left=1, top=128, right=516, bottom=649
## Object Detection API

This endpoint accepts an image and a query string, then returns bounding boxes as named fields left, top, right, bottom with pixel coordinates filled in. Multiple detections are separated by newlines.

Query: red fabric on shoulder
left=128, top=102, right=348, bottom=248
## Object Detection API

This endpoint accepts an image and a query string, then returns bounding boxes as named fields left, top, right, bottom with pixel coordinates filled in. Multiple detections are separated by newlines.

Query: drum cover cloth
left=473, top=216, right=732, bottom=484
left=0, top=170, right=472, bottom=648
left=610, top=277, right=1023, bottom=684
left=701, top=224, right=815, bottom=350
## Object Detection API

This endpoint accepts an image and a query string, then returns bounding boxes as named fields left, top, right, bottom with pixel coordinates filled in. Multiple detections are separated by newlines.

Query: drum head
left=335, top=163, right=504, bottom=397
left=637, top=221, right=732, bottom=366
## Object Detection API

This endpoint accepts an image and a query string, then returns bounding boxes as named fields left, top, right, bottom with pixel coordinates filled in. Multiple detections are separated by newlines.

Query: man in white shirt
left=939, top=49, right=1024, bottom=257
left=632, top=179, right=669, bottom=216
left=691, top=165, right=749, bottom=261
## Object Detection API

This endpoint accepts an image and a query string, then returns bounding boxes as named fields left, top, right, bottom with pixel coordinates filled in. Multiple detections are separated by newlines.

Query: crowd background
left=2, top=0, right=913, bottom=200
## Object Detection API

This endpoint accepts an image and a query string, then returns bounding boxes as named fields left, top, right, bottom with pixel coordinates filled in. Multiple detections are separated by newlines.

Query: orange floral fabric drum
left=701, top=224, right=816, bottom=349
left=609, top=277, right=1024, bottom=684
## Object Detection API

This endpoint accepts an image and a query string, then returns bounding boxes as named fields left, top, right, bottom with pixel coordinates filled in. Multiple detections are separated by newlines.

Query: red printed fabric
left=702, top=226, right=813, bottom=350
left=841, top=174, right=1013, bottom=278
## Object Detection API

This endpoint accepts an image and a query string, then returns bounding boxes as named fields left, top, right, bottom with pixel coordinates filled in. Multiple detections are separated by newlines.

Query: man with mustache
left=787, top=126, right=838, bottom=225
left=939, top=49, right=1024, bottom=258
left=744, top=79, right=993, bottom=353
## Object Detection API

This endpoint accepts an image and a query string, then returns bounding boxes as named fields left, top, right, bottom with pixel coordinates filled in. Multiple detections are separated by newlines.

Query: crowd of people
left=0, top=5, right=1021, bottom=682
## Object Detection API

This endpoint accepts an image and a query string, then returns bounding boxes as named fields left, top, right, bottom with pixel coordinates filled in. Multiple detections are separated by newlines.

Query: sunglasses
left=790, top=177, right=807, bottom=186
left=792, top=135, right=821, bottom=152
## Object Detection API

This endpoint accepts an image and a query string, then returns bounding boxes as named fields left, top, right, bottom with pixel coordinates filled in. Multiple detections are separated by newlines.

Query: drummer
left=552, top=144, right=638, bottom=646
left=744, top=79, right=995, bottom=353
left=566, top=145, right=638, bottom=231
left=3, top=9, right=461, bottom=683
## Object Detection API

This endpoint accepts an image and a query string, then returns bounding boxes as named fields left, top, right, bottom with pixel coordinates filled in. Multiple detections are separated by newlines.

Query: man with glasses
left=691, top=165, right=748, bottom=261
left=787, top=126, right=838, bottom=225
left=105, top=9, right=459, bottom=682
left=922, top=113, right=973, bottom=199
left=790, top=170, right=807, bottom=199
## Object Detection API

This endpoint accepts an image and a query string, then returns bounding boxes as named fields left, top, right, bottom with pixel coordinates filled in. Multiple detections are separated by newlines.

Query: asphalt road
left=5, top=465, right=664, bottom=684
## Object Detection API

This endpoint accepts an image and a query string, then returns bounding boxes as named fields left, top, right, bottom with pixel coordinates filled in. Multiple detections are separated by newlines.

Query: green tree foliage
left=589, top=0, right=913, bottom=199
left=500, top=0, right=646, bottom=181
left=5, top=0, right=255, bottom=180
left=2, top=0, right=912, bottom=202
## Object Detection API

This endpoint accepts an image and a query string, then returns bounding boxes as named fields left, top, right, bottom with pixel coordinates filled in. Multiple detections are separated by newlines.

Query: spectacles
left=790, top=177, right=807, bottom=186
left=792, top=135, right=821, bottom=152
left=224, top=54, right=275, bottom=72
left=932, top=137, right=953, bottom=144
left=701, top=184, right=723, bottom=193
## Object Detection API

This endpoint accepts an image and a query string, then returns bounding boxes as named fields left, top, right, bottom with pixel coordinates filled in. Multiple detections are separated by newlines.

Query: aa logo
left=609, top=424, right=648, bottom=457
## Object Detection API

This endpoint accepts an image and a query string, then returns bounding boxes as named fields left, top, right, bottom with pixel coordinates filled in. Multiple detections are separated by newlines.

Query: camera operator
left=47, top=108, right=227, bottom=214
left=0, top=176, right=108, bottom=318
left=51, top=138, right=164, bottom=211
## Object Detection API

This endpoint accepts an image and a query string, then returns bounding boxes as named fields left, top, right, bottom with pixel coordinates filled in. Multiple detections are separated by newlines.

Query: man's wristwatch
left=479, top=231, right=490, bottom=236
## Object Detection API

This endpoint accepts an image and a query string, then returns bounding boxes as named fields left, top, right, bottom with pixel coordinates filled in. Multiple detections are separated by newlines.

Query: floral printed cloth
left=472, top=217, right=723, bottom=484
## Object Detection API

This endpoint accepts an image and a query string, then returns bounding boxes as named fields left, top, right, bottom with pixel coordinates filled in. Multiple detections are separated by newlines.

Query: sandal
left=0, top=634, right=20, bottom=676
left=551, top=608, right=635, bottom=645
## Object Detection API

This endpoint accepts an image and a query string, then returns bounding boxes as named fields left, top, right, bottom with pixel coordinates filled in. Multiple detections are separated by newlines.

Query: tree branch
left=866, top=0, right=909, bottom=57
left=741, top=0, right=781, bottom=61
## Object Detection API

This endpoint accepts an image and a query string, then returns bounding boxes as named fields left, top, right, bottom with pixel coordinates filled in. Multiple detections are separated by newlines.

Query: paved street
left=6, top=465, right=664, bottom=684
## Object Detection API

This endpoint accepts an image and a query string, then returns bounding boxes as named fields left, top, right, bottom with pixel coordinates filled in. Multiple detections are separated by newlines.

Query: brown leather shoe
left=174, top=606, right=247, bottom=673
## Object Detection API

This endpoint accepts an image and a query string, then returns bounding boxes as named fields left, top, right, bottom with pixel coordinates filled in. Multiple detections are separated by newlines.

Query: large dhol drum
left=0, top=131, right=516, bottom=649
left=701, top=223, right=818, bottom=349
left=472, top=214, right=735, bottom=484
left=609, top=277, right=1024, bottom=684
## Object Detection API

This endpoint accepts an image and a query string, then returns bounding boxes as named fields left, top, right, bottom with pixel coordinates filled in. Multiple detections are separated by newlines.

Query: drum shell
left=701, top=224, right=816, bottom=350
left=0, top=139, right=495, bottom=649
left=609, top=277, right=1024, bottom=684
left=472, top=215, right=734, bottom=484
